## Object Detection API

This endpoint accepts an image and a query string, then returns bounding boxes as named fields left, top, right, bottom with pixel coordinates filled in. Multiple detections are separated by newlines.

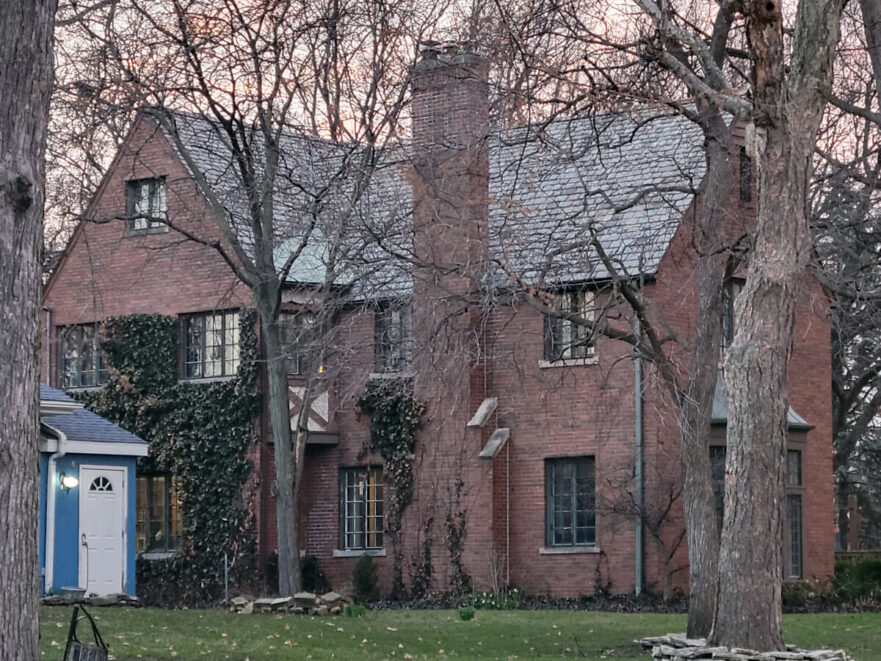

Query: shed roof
left=710, top=372, right=812, bottom=430
left=40, top=384, right=148, bottom=447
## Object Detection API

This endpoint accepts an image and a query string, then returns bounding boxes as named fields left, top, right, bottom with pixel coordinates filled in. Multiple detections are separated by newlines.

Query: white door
left=79, top=466, right=126, bottom=595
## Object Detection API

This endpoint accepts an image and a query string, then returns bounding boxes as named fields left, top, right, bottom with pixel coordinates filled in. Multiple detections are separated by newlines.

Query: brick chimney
left=410, top=41, right=490, bottom=291
left=407, top=42, right=495, bottom=591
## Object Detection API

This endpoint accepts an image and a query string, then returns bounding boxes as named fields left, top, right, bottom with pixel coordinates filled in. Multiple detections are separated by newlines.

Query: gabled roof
left=150, top=107, right=706, bottom=296
left=40, top=384, right=148, bottom=448
left=488, top=112, right=705, bottom=285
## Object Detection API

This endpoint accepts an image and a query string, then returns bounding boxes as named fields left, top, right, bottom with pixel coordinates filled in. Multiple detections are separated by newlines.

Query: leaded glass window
left=545, top=457, right=596, bottom=547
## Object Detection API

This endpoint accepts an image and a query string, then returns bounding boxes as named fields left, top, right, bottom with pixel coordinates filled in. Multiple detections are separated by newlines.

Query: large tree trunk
left=0, top=1, right=57, bottom=658
left=259, top=306, right=301, bottom=596
left=711, top=0, right=843, bottom=648
left=679, top=129, right=729, bottom=638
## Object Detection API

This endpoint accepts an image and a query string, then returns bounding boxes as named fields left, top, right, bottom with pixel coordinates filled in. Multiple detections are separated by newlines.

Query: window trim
left=542, top=289, right=596, bottom=365
left=124, top=176, right=169, bottom=235
left=180, top=310, right=241, bottom=381
left=57, top=322, right=108, bottom=390
left=339, top=466, right=385, bottom=552
left=545, top=456, right=597, bottom=549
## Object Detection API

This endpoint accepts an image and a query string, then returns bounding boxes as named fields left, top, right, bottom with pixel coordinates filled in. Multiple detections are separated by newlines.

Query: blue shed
left=38, top=384, right=149, bottom=597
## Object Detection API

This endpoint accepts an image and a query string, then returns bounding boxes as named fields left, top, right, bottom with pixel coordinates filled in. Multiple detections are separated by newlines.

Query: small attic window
left=739, top=147, right=752, bottom=202
left=125, top=177, right=168, bottom=233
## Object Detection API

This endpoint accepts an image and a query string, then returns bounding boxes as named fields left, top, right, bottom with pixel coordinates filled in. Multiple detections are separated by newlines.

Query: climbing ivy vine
left=356, top=377, right=425, bottom=598
left=76, top=311, right=260, bottom=605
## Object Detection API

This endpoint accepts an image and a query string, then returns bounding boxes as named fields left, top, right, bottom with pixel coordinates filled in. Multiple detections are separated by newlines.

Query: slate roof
left=155, top=107, right=706, bottom=295
left=40, top=384, right=147, bottom=445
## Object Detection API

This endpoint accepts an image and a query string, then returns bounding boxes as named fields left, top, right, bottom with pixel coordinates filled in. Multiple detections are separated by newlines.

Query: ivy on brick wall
left=76, top=310, right=260, bottom=606
left=357, top=377, right=426, bottom=598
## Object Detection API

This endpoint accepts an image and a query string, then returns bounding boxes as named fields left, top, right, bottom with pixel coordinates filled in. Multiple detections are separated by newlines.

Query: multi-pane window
left=545, top=457, right=596, bottom=547
left=126, top=177, right=167, bottom=232
left=281, top=312, right=318, bottom=377
left=708, top=445, right=804, bottom=579
left=709, top=445, right=727, bottom=529
left=786, top=450, right=804, bottom=579
left=722, top=279, right=744, bottom=351
left=739, top=146, right=752, bottom=202
left=136, top=474, right=182, bottom=554
left=340, top=467, right=384, bottom=551
left=375, top=302, right=412, bottom=373
left=544, top=290, right=594, bottom=362
left=59, top=323, right=107, bottom=389
left=182, top=311, right=240, bottom=379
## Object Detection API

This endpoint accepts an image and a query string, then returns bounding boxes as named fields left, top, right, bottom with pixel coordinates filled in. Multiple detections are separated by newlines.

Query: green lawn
left=39, top=607, right=881, bottom=661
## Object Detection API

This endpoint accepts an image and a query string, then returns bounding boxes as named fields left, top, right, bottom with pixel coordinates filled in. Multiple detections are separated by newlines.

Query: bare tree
left=0, top=0, right=58, bottom=657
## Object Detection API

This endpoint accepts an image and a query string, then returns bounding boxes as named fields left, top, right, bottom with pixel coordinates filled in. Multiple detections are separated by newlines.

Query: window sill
left=333, top=548, right=387, bottom=558
left=178, top=375, right=238, bottom=385
left=539, top=545, right=600, bottom=555
left=538, top=356, right=598, bottom=369
left=367, top=371, right=415, bottom=381
left=61, top=385, right=106, bottom=393
left=123, top=226, right=169, bottom=238
left=138, top=551, right=180, bottom=560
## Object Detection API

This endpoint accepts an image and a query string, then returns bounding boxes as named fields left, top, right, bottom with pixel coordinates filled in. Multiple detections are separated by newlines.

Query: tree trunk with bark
left=711, top=0, right=844, bottom=649
left=258, top=302, right=301, bottom=596
left=679, top=128, right=729, bottom=638
left=0, top=1, right=57, bottom=658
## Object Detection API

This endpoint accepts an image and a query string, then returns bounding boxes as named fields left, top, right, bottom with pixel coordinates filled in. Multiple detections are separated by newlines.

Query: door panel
left=78, top=466, right=125, bottom=595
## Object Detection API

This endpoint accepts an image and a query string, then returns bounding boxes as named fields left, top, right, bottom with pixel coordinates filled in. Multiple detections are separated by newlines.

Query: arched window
left=89, top=476, right=113, bottom=492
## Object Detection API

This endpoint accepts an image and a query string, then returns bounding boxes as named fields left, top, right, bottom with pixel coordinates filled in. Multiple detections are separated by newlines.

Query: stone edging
left=639, top=634, right=852, bottom=660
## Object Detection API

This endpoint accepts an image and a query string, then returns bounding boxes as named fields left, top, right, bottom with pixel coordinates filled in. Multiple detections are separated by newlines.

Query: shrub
left=835, top=559, right=881, bottom=605
left=345, top=604, right=367, bottom=617
left=353, top=554, right=380, bottom=603
left=458, top=607, right=476, bottom=621
left=302, top=555, right=330, bottom=594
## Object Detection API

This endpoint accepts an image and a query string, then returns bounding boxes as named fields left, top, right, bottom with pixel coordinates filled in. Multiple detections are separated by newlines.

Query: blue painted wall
left=38, top=453, right=49, bottom=595
left=41, top=453, right=138, bottom=596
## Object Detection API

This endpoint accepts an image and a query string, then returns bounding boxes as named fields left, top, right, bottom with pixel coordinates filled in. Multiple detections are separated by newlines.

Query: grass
left=39, top=607, right=881, bottom=661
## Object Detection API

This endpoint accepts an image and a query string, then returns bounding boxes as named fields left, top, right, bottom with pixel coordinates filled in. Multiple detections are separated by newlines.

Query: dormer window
left=126, top=177, right=167, bottom=232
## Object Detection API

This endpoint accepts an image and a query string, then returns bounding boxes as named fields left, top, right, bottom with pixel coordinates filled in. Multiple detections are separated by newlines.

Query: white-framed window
left=126, top=177, right=167, bottom=232
left=340, top=467, right=384, bottom=551
left=59, top=323, right=108, bottom=389
left=545, top=456, right=596, bottom=547
left=182, top=311, right=240, bottom=379
left=375, top=302, right=412, bottom=373
left=543, top=290, right=595, bottom=362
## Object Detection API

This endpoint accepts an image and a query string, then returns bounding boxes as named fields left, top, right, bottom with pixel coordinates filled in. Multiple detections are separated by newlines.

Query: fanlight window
left=89, top=476, right=113, bottom=492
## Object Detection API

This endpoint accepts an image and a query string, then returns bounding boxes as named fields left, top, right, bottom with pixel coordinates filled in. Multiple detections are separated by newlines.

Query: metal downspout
left=44, top=423, right=68, bottom=595
left=634, top=317, right=644, bottom=596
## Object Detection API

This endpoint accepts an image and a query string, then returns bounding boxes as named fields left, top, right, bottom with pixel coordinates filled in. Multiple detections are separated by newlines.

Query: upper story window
left=722, top=278, right=744, bottom=351
left=739, top=147, right=752, bottom=202
left=126, top=177, right=167, bottom=232
left=375, top=302, right=412, bottom=373
left=281, top=311, right=319, bottom=377
left=59, top=323, right=107, bottom=389
left=543, top=290, right=595, bottom=363
left=546, top=456, right=596, bottom=547
left=182, top=311, right=240, bottom=379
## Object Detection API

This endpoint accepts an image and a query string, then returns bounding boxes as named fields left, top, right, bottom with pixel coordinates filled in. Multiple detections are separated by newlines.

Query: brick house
left=42, top=44, right=834, bottom=598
